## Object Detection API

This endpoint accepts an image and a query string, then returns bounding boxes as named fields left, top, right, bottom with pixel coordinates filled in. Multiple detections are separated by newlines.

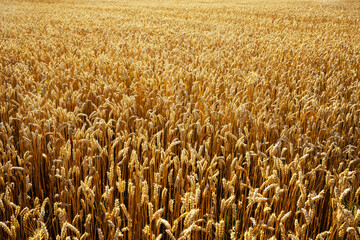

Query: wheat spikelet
left=38, top=197, right=50, bottom=222
left=155, top=234, right=163, bottom=240
left=169, top=199, right=174, bottom=213
left=152, top=208, right=164, bottom=221
left=120, top=204, right=131, bottom=220
left=184, top=209, right=199, bottom=228
left=10, top=215, right=20, bottom=233
left=288, top=233, right=300, bottom=240
left=60, top=222, right=68, bottom=239
left=40, top=221, right=49, bottom=240
left=142, top=225, right=150, bottom=238
left=315, top=231, right=330, bottom=240
left=281, top=211, right=292, bottom=224
left=302, top=208, right=311, bottom=225
left=165, top=229, right=176, bottom=240
left=263, top=183, right=276, bottom=195
left=216, top=220, right=225, bottom=240
left=0, top=199, right=5, bottom=214
left=25, top=175, right=32, bottom=194
left=97, top=228, right=105, bottom=240
left=113, top=228, right=124, bottom=239
left=267, top=213, right=276, bottom=226
left=339, top=221, right=348, bottom=239
left=346, top=227, right=359, bottom=240
left=339, top=188, right=351, bottom=202
left=141, top=181, right=149, bottom=205
left=0, top=222, right=12, bottom=238
left=148, top=202, right=154, bottom=220
left=355, top=209, right=360, bottom=223
left=159, top=218, right=171, bottom=230
left=355, top=187, right=360, bottom=200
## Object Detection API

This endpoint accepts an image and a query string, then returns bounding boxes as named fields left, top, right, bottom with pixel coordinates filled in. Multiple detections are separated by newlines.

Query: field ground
left=1, top=0, right=360, bottom=239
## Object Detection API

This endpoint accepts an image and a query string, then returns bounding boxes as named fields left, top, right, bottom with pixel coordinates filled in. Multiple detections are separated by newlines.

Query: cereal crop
left=0, top=0, right=360, bottom=239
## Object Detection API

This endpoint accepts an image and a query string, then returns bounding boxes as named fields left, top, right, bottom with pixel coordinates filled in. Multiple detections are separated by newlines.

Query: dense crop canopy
left=0, top=0, right=360, bottom=239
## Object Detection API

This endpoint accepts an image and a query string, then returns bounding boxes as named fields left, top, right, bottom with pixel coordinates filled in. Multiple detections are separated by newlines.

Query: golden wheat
left=1, top=0, right=360, bottom=239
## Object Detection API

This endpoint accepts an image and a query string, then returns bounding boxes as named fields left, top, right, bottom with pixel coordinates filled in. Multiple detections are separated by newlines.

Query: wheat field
left=1, top=0, right=360, bottom=239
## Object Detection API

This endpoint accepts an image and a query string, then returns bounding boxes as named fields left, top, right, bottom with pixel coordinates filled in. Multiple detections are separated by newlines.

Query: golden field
left=0, top=0, right=360, bottom=239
